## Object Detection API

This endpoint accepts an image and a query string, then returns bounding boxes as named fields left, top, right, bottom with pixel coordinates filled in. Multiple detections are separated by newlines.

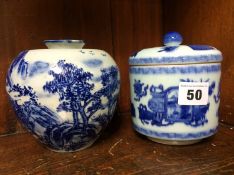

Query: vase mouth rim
left=28, top=48, right=104, bottom=52
left=44, top=40, right=85, bottom=49
left=44, top=40, right=84, bottom=44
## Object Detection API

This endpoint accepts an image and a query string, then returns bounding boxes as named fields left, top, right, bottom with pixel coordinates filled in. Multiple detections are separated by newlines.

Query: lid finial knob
left=163, top=32, right=183, bottom=47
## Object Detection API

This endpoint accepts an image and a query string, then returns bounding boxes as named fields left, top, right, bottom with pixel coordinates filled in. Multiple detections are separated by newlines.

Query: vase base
left=147, top=136, right=202, bottom=145
left=46, top=140, right=96, bottom=153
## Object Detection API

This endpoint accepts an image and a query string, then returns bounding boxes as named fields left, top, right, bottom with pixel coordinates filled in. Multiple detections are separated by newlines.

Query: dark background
left=0, top=0, right=234, bottom=135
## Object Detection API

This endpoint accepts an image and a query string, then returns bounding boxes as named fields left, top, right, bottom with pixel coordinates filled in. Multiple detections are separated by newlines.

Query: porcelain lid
left=129, top=32, right=222, bottom=65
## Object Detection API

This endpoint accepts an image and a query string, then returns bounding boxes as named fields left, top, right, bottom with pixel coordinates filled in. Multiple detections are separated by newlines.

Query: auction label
left=178, top=82, right=209, bottom=105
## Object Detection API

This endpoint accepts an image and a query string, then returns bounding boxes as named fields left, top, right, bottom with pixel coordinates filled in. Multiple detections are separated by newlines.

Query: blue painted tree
left=43, top=61, right=119, bottom=130
left=8, top=84, right=59, bottom=141
left=43, top=60, right=95, bottom=128
left=93, top=66, right=119, bottom=126
left=9, top=84, right=38, bottom=130
left=99, top=66, right=119, bottom=114
left=42, top=60, right=119, bottom=150
left=9, top=84, right=38, bottom=104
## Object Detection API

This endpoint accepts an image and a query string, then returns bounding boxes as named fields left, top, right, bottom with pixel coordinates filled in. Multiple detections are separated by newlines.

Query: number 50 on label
left=178, top=82, right=209, bottom=105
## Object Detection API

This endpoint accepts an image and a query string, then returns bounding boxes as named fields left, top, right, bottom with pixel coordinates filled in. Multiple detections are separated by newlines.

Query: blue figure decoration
left=136, top=79, right=216, bottom=127
left=133, top=79, right=148, bottom=101
left=214, top=82, right=221, bottom=103
left=138, top=104, right=154, bottom=125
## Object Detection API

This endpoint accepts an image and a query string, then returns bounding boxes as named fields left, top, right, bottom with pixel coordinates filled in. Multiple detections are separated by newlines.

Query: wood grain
left=0, top=0, right=113, bottom=135
left=0, top=0, right=64, bottom=135
left=111, top=0, right=162, bottom=113
left=0, top=113, right=233, bottom=175
left=163, top=0, right=234, bottom=125
left=62, top=0, right=113, bottom=54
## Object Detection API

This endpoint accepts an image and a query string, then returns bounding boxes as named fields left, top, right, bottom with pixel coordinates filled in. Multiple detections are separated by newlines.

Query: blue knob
left=163, top=32, right=183, bottom=46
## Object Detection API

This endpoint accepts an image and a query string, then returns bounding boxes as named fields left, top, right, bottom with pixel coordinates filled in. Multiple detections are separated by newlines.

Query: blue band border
left=133, top=124, right=217, bottom=140
left=129, top=54, right=222, bottom=65
left=130, top=64, right=221, bottom=74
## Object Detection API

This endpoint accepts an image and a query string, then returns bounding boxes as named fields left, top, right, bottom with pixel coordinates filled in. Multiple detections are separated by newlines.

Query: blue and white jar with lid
left=129, top=32, right=222, bottom=145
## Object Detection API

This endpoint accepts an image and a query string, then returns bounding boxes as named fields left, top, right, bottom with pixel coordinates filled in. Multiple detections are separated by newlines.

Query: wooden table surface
left=0, top=113, right=233, bottom=175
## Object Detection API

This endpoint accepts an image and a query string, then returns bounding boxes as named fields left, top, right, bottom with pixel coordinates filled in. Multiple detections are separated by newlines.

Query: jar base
left=147, top=136, right=202, bottom=145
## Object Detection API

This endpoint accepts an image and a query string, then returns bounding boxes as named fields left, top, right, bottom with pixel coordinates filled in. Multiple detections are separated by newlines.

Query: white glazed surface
left=129, top=44, right=222, bottom=66
left=130, top=63, right=221, bottom=140
left=133, top=45, right=221, bottom=58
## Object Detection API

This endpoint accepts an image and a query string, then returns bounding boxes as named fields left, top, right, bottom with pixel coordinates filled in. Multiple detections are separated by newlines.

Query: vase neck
left=44, top=40, right=85, bottom=49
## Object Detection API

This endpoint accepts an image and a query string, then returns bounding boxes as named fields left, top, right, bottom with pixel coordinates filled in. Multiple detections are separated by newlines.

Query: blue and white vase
left=6, top=40, right=120, bottom=152
left=129, top=32, right=222, bottom=145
